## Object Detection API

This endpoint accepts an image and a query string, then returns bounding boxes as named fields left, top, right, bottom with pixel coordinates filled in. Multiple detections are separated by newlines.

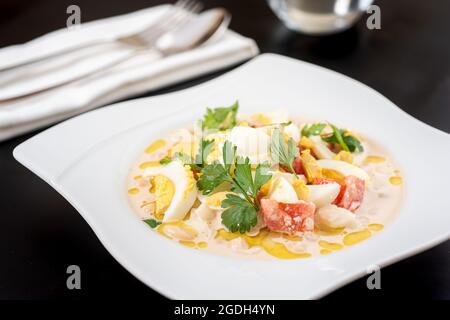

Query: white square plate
left=14, top=54, right=450, bottom=299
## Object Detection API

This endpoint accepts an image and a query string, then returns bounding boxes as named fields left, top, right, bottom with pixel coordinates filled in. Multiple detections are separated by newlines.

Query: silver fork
left=0, top=1, right=203, bottom=100
left=0, top=0, right=202, bottom=72
left=117, top=0, right=203, bottom=48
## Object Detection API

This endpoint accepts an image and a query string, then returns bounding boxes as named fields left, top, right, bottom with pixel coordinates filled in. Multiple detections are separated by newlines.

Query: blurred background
left=0, top=0, right=449, bottom=299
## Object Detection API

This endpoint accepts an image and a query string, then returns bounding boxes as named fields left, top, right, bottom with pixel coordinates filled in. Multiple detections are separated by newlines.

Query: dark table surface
left=1, top=0, right=449, bottom=300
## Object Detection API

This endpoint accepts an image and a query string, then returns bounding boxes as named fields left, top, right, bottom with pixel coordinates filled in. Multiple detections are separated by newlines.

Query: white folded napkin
left=0, top=5, right=258, bottom=142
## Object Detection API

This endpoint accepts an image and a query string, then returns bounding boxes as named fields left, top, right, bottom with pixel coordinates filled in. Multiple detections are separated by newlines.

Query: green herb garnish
left=170, top=138, right=215, bottom=171
left=202, top=101, right=239, bottom=130
left=144, top=218, right=162, bottom=228
left=301, top=122, right=363, bottom=153
left=343, top=134, right=363, bottom=153
left=221, top=194, right=258, bottom=234
left=196, top=162, right=229, bottom=194
left=270, top=127, right=299, bottom=177
left=301, top=123, right=327, bottom=137
left=194, top=139, right=215, bottom=168
left=321, top=124, right=363, bottom=153
left=173, top=152, right=194, bottom=166
left=197, top=141, right=271, bottom=233
left=159, top=157, right=172, bottom=165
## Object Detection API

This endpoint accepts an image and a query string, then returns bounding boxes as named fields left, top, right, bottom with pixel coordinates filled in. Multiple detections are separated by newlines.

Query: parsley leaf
left=253, top=162, right=272, bottom=195
left=221, top=194, right=257, bottom=233
left=233, top=156, right=254, bottom=194
left=194, top=138, right=215, bottom=168
left=222, top=140, right=236, bottom=174
left=198, top=140, right=272, bottom=233
left=233, top=157, right=271, bottom=197
left=325, top=124, right=349, bottom=152
left=202, top=101, right=239, bottom=130
left=343, top=134, right=363, bottom=152
left=197, top=141, right=236, bottom=195
left=301, top=123, right=327, bottom=137
left=144, top=219, right=162, bottom=228
left=196, top=162, right=229, bottom=195
left=270, top=127, right=299, bottom=176
left=172, top=138, right=215, bottom=171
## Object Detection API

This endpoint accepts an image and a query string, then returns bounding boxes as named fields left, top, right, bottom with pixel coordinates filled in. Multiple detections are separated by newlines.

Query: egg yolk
left=260, top=179, right=272, bottom=196
left=322, top=168, right=345, bottom=183
left=292, top=179, right=309, bottom=200
left=334, top=151, right=353, bottom=164
left=203, top=134, right=226, bottom=162
left=301, top=149, right=323, bottom=183
left=206, top=191, right=230, bottom=207
left=152, top=174, right=175, bottom=220
left=300, top=136, right=314, bottom=149
left=183, top=165, right=195, bottom=199
left=251, top=113, right=272, bottom=125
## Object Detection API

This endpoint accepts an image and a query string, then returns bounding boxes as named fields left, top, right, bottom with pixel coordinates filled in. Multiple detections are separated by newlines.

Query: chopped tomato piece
left=279, top=155, right=304, bottom=175
left=260, top=199, right=316, bottom=234
left=313, top=175, right=365, bottom=212
left=292, top=156, right=304, bottom=175
left=338, top=176, right=365, bottom=212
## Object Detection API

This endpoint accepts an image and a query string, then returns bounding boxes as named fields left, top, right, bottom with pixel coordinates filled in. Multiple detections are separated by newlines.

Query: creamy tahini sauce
left=127, top=122, right=404, bottom=260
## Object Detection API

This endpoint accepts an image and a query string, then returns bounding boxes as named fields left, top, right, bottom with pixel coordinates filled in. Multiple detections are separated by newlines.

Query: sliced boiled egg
left=203, top=131, right=229, bottom=163
left=316, top=204, right=357, bottom=228
left=145, top=160, right=197, bottom=222
left=228, top=126, right=271, bottom=164
left=317, top=159, right=370, bottom=181
left=243, top=110, right=289, bottom=126
left=283, top=123, right=300, bottom=143
left=307, top=182, right=340, bottom=208
left=268, top=177, right=298, bottom=203
left=309, top=135, right=336, bottom=159
left=269, top=171, right=307, bottom=184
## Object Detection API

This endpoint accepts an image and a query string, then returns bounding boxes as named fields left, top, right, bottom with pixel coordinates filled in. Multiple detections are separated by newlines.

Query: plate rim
left=13, top=53, right=450, bottom=299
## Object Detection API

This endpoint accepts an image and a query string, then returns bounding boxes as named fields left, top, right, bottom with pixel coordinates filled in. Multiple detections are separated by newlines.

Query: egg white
left=145, top=160, right=198, bottom=222
left=283, top=123, right=300, bottom=143
left=317, top=159, right=370, bottom=181
left=268, top=176, right=298, bottom=203
left=316, top=204, right=357, bottom=229
left=309, top=135, right=336, bottom=159
left=307, top=182, right=340, bottom=207
left=269, top=171, right=307, bottom=184
left=229, top=126, right=271, bottom=164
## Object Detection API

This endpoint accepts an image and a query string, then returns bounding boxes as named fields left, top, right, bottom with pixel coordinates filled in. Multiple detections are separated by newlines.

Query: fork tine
left=174, top=0, right=202, bottom=17
left=142, top=0, right=193, bottom=34
left=179, top=0, right=198, bottom=12
left=185, top=1, right=203, bottom=14
left=174, top=0, right=189, bottom=8
left=139, top=8, right=190, bottom=42
left=138, top=0, right=201, bottom=44
left=151, top=0, right=198, bottom=32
